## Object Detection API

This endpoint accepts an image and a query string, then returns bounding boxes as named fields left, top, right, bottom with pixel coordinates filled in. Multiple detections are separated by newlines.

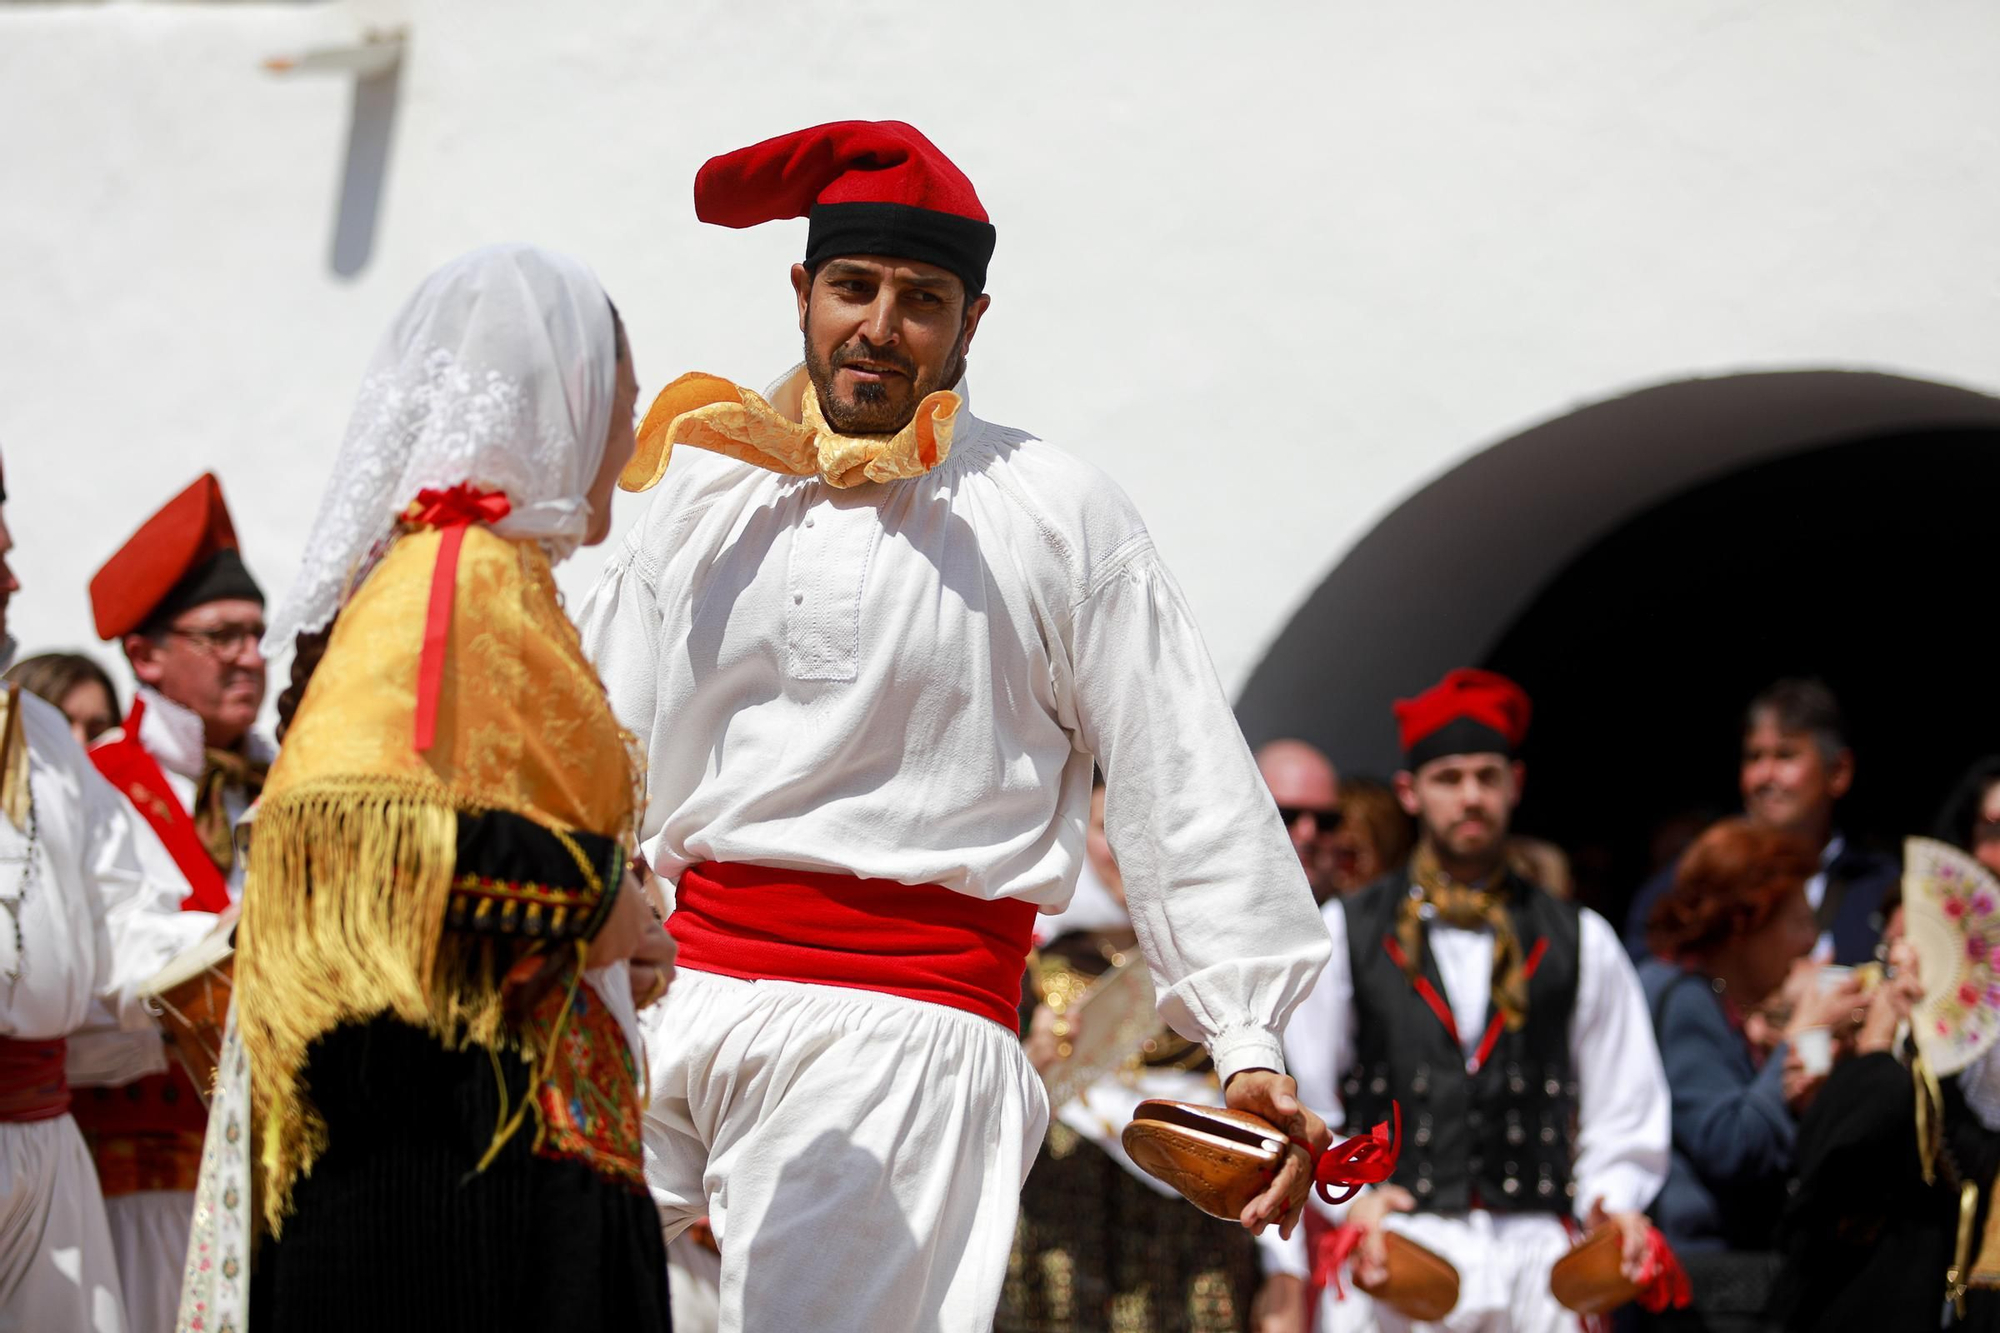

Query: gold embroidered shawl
left=236, top=525, right=636, bottom=1227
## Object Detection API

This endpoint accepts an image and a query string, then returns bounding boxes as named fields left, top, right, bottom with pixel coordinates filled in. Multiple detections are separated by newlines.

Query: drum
left=140, top=926, right=235, bottom=1101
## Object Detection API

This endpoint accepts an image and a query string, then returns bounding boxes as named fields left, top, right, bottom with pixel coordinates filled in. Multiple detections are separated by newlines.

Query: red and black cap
left=695, top=120, right=995, bottom=296
left=1394, top=668, right=1532, bottom=772
left=90, top=472, right=263, bottom=640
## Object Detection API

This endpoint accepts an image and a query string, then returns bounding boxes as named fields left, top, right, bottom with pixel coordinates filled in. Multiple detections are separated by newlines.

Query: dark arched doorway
left=1236, top=371, right=2000, bottom=921
left=1488, top=427, right=2000, bottom=918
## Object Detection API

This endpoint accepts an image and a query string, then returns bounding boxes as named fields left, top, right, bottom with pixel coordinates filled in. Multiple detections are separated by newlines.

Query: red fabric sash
left=0, top=1037, right=70, bottom=1122
left=90, top=700, right=232, bottom=913
left=670, top=862, right=1039, bottom=1029
left=69, top=1070, right=207, bottom=1139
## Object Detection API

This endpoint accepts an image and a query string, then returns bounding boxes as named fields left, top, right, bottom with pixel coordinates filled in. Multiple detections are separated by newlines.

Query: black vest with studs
left=1340, top=868, right=1582, bottom=1215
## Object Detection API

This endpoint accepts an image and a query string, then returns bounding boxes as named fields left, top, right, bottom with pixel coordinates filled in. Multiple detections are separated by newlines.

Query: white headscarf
left=263, top=243, right=619, bottom=655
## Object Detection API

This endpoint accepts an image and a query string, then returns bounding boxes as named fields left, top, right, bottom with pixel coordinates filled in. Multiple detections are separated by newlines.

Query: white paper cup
left=1793, top=1025, right=1833, bottom=1076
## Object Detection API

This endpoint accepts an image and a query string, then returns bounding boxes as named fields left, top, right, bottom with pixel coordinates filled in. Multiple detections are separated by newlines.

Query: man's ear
left=1510, top=760, right=1528, bottom=805
left=791, top=264, right=813, bottom=332
left=1827, top=749, right=1856, bottom=802
left=123, top=632, right=166, bottom=687
left=1393, top=769, right=1419, bottom=817
left=958, top=292, right=992, bottom=356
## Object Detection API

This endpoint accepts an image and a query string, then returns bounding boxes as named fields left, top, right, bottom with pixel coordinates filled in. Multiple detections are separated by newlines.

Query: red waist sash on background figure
left=0, top=1037, right=70, bottom=1122
left=670, top=862, right=1039, bottom=1029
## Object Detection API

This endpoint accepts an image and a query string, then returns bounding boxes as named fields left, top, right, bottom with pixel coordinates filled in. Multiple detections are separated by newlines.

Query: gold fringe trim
left=236, top=774, right=558, bottom=1233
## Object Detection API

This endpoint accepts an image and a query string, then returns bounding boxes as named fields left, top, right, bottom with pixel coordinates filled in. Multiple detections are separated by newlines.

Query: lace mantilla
left=264, top=244, right=618, bottom=653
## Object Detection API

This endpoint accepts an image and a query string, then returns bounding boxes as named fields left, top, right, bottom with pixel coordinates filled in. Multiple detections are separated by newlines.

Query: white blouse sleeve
left=1068, top=544, right=1330, bottom=1086
left=1568, top=907, right=1672, bottom=1218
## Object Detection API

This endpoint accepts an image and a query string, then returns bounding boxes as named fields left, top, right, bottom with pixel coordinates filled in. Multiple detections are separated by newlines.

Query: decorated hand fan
left=1903, top=837, right=2000, bottom=1076
left=1038, top=956, right=1158, bottom=1111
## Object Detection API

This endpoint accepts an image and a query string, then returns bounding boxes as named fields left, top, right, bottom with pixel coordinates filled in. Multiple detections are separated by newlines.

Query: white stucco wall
left=3, top=0, right=1997, bottom=714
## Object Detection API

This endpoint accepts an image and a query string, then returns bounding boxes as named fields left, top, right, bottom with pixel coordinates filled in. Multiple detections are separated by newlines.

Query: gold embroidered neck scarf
left=193, top=747, right=267, bottom=874
left=620, top=371, right=961, bottom=492
left=1397, top=841, right=1531, bottom=1032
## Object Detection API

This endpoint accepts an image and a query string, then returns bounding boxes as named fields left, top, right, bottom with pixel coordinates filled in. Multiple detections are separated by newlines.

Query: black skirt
left=249, top=1015, right=670, bottom=1333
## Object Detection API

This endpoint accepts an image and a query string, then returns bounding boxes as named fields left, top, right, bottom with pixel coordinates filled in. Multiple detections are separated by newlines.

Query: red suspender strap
left=1468, top=935, right=1549, bottom=1074
left=1382, top=935, right=1458, bottom=1045
left=90, top=703, right=231, bottom=913
left=1386, top=933, right=1549, bottom=1075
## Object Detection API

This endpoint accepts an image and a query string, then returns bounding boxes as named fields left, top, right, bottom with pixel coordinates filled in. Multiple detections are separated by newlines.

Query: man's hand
left=1587, top=1199, right=1653, bottom=1282
left=1347, top=1184, right=1416, bottom=1287
left=627, top=911, right=677, bottom=1009
left=1250, top=1272, right=1309, bottom=1333
left=586, top=863, right=654, bottom=970
left=1224, top=1068, right=1330, bottom=1238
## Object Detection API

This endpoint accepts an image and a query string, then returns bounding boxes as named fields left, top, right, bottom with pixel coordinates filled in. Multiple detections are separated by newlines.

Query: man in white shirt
left=579, top=119, right=1333, bottom=1332
left=0, top=453, right=213, bottom=1332
left=1260, top=669, right=1670, bottom=1333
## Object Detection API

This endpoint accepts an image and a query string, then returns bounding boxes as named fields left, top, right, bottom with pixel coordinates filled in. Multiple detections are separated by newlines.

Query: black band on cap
left=1404, top=716, right=1517, bottom=774
left=137, top=548, right=264, bottom=637
left=806, top=202, right=995, bottom=297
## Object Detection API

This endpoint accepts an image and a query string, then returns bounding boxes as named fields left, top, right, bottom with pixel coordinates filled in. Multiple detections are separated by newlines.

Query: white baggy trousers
left=0, top=1116, right=127, bottom=1333
left=643, top=969, right=1049, bottom=1333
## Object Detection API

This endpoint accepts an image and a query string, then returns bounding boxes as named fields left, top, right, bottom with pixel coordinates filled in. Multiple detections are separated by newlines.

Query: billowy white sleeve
left=1569, top=907, right=1671, bottom=1218
left=86, top=763, right=216, bottom=1030
left=1069, top=545, right=1329, bottom=1086
left=1256, top=898, right=1359, bottom=1278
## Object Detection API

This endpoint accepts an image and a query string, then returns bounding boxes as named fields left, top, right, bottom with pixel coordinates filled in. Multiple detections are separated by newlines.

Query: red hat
left=90, top=473, right=263, bottom=640
left=695, top=120, right=996, bottom=295
left=1394, top=668, right=1533, bottom=771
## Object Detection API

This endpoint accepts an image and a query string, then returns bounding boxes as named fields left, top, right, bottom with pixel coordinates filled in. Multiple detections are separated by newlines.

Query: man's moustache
left=833, top=347, right=916, bottom=377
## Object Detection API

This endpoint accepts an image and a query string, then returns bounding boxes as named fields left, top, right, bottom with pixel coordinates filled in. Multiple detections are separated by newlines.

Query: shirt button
left=805, top=517, right=815, bottom=528
left=793, top=593, right=804, bottom=605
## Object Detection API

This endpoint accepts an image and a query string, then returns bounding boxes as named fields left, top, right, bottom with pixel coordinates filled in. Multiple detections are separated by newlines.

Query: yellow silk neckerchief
left=621, top=371, right=961, bottom=492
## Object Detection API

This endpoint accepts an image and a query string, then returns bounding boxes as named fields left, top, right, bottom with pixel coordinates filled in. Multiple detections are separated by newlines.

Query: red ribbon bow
left=1311, top=1101, right=1402, bottom=1205
left=405, top=484, right=513, bottom=530
left=1634, top=1226, right=1692, bottom=1313
left=1312, top=1222, right=1367, bottom=1301
left=402, top=484, right=512, bottom=753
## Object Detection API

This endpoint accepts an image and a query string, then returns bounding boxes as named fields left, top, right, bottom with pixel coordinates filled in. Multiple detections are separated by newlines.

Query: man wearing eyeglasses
left=1258, top=739, right=1343, bottom=905
left=74, top=471, right=270, bottom=1333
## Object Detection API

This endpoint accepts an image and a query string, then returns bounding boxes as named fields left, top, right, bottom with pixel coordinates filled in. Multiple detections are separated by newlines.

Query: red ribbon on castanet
left=1311, top=1101, right=1402, bottom=1206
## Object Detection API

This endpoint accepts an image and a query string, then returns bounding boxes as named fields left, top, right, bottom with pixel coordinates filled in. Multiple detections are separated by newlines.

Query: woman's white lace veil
left=262, top=242, right=619, bottom=656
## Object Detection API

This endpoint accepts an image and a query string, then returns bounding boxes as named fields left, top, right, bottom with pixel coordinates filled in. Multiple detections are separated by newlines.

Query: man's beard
left=1425, top=813, right=1507, bottom=876
left=804, top=326, right=967, bottom=435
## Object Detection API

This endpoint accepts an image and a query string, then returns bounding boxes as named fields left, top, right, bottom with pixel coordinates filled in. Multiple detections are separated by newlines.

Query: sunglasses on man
left=1277, top=804, right=1343, bottom=834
